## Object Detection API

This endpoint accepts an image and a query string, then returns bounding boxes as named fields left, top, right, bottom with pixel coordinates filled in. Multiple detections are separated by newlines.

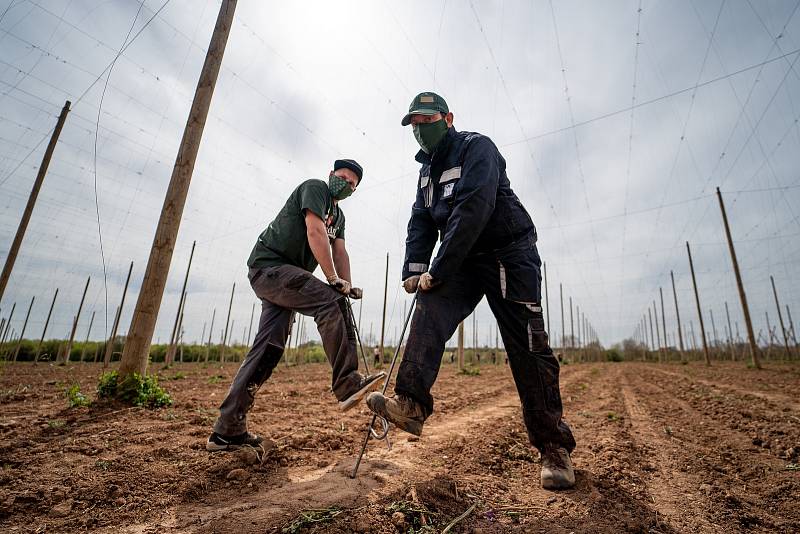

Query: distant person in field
left=373, top=345, right=381, bottom=367
left=365, top=92, right=576, bottom=490
left=207, top=159, right=384, bottom=452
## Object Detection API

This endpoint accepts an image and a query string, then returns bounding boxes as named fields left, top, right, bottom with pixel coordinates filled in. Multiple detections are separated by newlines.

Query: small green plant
left=94, top=459, right=112, bottom=470
left=459, top=365, right=481, bottom=376
left=208, top=374, right=225, bottom=384
left=281, top=507, right=343, bottom=533
left=97, top=371, right=172, bottom=408
left=65, top=383, right=90, bottom=408
left=605, top=349, right=624, bottom=362
left=606, top=412, right=620, bottom=422
left=785, top=463, right=799, bottom=471
left=169, top=371, right=186, bottom=380
left=48, top=419, right=66, bottom=429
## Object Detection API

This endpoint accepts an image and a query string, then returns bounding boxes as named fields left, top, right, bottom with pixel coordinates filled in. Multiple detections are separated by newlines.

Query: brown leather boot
left=365, top=392, right=426, bottom=436
left=540, top=444, right=575, bottom=490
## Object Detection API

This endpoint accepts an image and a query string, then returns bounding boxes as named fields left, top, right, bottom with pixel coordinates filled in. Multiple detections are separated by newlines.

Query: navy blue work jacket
left=403, top=127, right=540, bottom=300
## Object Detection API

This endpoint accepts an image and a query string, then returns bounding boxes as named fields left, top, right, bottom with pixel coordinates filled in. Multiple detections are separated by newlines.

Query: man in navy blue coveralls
left=366, top=92, right=576, bottom=490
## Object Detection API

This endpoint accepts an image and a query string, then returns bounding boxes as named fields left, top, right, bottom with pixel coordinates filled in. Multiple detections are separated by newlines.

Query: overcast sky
left=1, top=0, right=799, bottom=352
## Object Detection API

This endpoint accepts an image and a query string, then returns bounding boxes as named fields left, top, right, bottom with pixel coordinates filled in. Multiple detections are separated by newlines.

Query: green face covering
left=328, top=172, right=353, bottom=201
left=413, top=119, right=448, bottom=154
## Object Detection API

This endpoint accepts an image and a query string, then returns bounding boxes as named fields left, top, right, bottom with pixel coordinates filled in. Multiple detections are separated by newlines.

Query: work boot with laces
left=540, top=444, right=575, bottom=490
left=338, top=371, right=385, bottom=411
left=365, top=392, right=426, bottom=436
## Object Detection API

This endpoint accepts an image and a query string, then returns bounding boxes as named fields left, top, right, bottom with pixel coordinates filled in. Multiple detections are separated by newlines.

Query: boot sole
left=541, top=475, right=576, bottom=491
left=338, top=372, right=386, bottom=412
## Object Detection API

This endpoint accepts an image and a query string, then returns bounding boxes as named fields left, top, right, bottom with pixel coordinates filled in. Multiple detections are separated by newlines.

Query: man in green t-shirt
left=208, top=159, right=384, bottom=451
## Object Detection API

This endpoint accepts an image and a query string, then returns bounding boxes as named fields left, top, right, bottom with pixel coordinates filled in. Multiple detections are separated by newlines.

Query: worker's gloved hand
left=419, top=272, right=438, bottom=291
left=349, top=287, right=363, bottom=299
left=403, top=275, right=420, bottom=294
left=327, top=275, right=352, bottom=295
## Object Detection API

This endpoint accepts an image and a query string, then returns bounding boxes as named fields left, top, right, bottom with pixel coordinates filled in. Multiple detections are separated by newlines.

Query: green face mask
left=413, top=119, right=448, bottom=154
left=328, top=172, right=353, bottom=201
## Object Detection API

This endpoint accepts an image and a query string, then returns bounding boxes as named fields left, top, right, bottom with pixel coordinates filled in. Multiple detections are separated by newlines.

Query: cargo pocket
left=497, top=246, right=541, bottom=304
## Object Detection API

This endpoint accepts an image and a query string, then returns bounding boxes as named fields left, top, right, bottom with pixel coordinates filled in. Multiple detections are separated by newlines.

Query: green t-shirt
left=247, top=179, right=346, bottom=272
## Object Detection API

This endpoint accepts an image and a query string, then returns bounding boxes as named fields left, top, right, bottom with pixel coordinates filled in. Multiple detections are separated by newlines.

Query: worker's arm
left=305, top=210, right=337, bottom=281
left=331, top=238, right=351, bottom=283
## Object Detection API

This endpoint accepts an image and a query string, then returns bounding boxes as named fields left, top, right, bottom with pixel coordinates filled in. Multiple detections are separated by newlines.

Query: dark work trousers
left=395, top=255, right=576, bottom=453
left=213, top=265, right=360, bottom=436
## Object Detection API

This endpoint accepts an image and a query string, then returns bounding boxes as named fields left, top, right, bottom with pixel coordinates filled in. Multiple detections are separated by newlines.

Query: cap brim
left=401, top=108, right=441, bottom=126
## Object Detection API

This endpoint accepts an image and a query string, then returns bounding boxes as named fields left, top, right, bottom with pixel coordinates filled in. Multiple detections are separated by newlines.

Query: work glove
left=419, top=272, right=438, bottom=291
left=327, top=275, right=352, bottom=295
left=349, top=287, right=363, bottom=299
left=402, top=275, right=420, bottom=294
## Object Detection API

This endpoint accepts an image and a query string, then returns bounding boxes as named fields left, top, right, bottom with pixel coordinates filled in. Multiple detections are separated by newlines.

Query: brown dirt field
left=1, top=359, right=798, bottom=533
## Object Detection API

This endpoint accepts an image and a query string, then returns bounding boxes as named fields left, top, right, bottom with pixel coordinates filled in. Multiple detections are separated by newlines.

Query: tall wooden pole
left=0, top=302, right=15, bottom=345
left=716, top=187, right=760, bottom=368
left=104, top=261, right=134, bottom=367
left=80, top=310, right=95, bottom=363
left=659, top=287, right=667, bottom=354
left=670, top=270, right=685, bottom=353
left=569, top=296, right=574, bottom=349
left=167, top=240, right=196, bottom=365
left=559, top=283, right=565, bottom=349
left=12, top=296, right=34, bottom=362
left=543, top=262, right=550, bottom=333
left=220, top=282, right=235, bottom=363
left=205, top=308, right=216, bottom=362
left=34, top=288, right=58, bottom=362
left=724, top=301, right=734, bottom=359
left=770, top=275, right=792, bottom=359
left=686, top=242, right=710, bottom=366
left=786, top=305, right=797, bottom=346
left=648, top=307, right=655, bottom=353
left=62, top=276, right=90, bottom=362
left=653, top=300, right=661, bottom=356
left=0, top=101, right=71, bottom=304
left=709, top=309, right=718, bottom=350
left=576, top=305, right=581, bottom=349
left=246, top=301, right=255, bottom=346
left=119, top=0, right=238, bottom=378
left=457, top=321, right=465, bottom=370
left=379, top=252, right=388, bottom=365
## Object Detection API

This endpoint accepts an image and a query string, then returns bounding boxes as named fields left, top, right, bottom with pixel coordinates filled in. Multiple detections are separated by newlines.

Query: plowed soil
left=1, top=359, right=798, bottom=533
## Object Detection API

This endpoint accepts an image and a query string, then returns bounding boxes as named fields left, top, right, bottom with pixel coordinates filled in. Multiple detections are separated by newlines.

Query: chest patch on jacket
left=442, top=182, right=455, bottom=198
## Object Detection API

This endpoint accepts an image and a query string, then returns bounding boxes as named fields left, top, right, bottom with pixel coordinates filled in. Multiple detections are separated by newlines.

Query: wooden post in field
left=34, top=288, right=58, bottom=363
left=167, top=240, right=196, bottom=365
left=220, top=282, right=235, bottom=363
left=379, top=252, right=388, bottom=365
left=559, top=284, right=565, bottom=350
left=104, top=261, right=134, bottom=367
left=670, top=270, right=685, bottom=355
left=786, top=305, right=797, bottom=347
left=569, top=296, right=574, bottom=350
left=770, top=275, right=792, bottom=359
left=543, top=262, right=550, bottom=333
left=725, top=301, right=734, bottom=360
left=80, top=310, right=95, bottom=363
left=576, top=305, right=581, bottom=350
left=709, top=309, right=719, bottom=356
left=0, top=101, right=71, bottom=304
left=659, top=287, right=667, bottom=357
left=12, top=296, right=34, bottom=362
left=246, top=301, right=255, bottom=346
left=0, top=302, right=15, bottom=345
left=716, top=187, right=760, bottom=368
left=653, top=300, right=661, bottom=360
left=457, top=321, right=465, bottom=371
left=648, top=308, right=655, bottom=356
left=686, top=242, right=710, bottom=366
left=62, top=276, right=90, bottom=363
left=205, top=308, right=216, bottom=362
left=119, top=0, right=238, bottom=379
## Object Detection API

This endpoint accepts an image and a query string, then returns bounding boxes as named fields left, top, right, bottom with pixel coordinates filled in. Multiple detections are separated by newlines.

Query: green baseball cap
left=401, top=91, right=449, bottom=126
